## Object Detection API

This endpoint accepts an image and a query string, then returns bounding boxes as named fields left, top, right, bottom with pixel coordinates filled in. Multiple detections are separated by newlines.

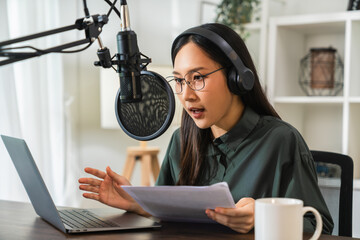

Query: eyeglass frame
left=166, top=67, right=226, bottom=94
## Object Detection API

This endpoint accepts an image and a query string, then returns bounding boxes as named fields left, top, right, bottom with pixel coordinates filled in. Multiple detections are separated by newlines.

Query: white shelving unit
left=267, top=11, right=360, bottom=178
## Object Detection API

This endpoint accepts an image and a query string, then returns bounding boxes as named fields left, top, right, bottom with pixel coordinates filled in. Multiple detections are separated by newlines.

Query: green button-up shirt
left=156, top=107, right=334, bottom=234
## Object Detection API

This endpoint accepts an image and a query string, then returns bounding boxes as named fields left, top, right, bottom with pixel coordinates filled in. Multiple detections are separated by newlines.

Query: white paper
left=122, top=182, right=235, bottom=223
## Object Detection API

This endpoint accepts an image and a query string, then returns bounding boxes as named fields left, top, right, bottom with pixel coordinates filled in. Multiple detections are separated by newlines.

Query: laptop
left=1, top=135, right=161, bottom=234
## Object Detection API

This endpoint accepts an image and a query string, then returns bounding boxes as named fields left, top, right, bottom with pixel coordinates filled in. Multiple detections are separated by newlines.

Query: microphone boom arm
left=0, top=14, right=109, bottom=66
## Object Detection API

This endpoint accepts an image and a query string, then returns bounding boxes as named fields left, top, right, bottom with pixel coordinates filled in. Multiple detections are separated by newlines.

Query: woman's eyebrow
left=172, top=67, right=206, bottom=75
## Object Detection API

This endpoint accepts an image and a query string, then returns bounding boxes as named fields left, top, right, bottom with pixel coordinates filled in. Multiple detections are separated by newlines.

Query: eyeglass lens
left=167, top=67, right=225, bottom=94
left=173, top=71, right=204, bottom=94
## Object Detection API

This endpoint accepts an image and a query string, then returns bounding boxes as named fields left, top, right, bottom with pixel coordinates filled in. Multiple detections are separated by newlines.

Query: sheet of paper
left=122, top=182, right=235, bottom=223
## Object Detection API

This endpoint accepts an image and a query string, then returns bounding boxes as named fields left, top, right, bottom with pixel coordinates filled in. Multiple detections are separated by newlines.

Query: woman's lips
left=188, top=108, right=205, bottom=119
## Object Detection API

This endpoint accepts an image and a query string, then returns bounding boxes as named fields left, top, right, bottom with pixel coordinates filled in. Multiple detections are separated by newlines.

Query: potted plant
left=215, top=0, right=260, bottom=40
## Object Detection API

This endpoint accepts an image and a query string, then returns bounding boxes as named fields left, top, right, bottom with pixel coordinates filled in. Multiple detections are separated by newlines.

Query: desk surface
left=0, top=200, right=358, bottom=240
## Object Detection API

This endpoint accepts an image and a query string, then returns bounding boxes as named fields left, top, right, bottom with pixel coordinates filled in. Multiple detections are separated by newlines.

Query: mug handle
left=302, top=206, right=323, bottom=240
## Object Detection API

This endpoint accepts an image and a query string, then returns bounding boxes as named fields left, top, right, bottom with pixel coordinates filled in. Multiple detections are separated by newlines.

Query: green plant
left=215, top=0, right=260, bottom=40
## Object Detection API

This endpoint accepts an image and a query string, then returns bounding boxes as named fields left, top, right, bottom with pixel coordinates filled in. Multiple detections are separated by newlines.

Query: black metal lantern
left=299, top=47, right=344, bottom=96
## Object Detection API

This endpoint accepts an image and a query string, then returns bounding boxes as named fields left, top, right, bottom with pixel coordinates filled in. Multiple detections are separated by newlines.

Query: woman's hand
left=78, top=166, right=150, bottom=217
left=205, top=197, right=255, bottom=233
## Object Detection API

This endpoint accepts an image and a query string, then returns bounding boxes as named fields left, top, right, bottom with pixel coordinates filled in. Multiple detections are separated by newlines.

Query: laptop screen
left=1, top=135, right=66, bottom=232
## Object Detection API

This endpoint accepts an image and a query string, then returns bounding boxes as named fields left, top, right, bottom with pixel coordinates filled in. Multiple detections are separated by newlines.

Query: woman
left=78, top=23, right=333, bottom=234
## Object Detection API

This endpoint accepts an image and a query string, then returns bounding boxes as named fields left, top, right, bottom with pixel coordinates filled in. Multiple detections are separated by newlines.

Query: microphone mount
left=93, top=50, right=152, bottom=71
left=93, top=0, right=151, bottom=73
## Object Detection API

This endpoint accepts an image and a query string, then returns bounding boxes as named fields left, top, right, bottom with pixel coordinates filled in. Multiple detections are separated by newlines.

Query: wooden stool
left=122, top=141, right=160, bottom=186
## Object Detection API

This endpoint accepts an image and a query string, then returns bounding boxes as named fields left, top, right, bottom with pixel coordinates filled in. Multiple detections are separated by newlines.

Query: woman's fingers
left=78, top=175, right=103, bottom=194
left=206, top=209, right=245, bottom=224
left=213, top=207, right=253, bottom=218
left=206, top=209, right=253, bottom=233
left=84, top=167, right=107, bottom=179
left=105, top=166, right=118, bottom=178
left=205, top=198, right=255, bottom=234
left=82, top=192, right=100, bottom=201
left=106, top=166, right=121, bottom=180
left=106, top=166, right=131, bottom=185
left=79, top=184, right=99, bottom=193
left=235, top=197, right=255, bottom=208
left=78, top=177, right=102, bottom=186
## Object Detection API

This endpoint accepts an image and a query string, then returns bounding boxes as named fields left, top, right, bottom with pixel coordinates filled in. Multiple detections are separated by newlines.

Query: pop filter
left=115, top=71, right=175, bottom=141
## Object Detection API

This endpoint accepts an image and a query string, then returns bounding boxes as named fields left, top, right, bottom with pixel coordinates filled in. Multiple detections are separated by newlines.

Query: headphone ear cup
left=227, top=67, right=255, bottom=95
left=227, top=67, right=241, bottom=95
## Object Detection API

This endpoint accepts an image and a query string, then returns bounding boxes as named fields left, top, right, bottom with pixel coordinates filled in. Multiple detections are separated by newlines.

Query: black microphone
left=117, top=0, right=142, bottom=103
left=113, top=0, right=175, bottom=141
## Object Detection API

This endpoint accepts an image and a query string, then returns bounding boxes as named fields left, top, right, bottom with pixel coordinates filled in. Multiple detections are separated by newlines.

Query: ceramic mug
left=255, top=198, right=323, bottom=240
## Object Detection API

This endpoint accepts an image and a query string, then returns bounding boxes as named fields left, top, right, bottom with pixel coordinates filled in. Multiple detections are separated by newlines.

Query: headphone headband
left=171, top=26, right=255, bottom=94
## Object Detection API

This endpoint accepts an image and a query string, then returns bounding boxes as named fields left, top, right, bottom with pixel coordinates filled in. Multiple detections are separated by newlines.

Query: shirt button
left=213, top=138, right=223, bottom=146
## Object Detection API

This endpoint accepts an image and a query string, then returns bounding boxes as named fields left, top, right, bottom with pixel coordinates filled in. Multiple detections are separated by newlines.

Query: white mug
left=255, top=198, right=323, bottom=240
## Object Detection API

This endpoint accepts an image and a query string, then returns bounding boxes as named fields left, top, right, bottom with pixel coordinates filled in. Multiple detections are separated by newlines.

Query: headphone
left=171, top=26, right=255, bottom=95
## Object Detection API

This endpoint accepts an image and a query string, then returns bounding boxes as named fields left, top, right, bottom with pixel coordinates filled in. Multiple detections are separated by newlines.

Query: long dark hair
left=172, top=23, right=279, bottom=185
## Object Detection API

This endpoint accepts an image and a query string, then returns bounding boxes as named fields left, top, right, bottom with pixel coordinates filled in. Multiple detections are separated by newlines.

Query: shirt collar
left=213, top=107, right=260, bottom=151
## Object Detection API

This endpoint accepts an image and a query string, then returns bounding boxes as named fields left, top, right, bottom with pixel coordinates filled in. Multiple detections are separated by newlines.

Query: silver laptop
left=1, top=135, right=161, bottom=234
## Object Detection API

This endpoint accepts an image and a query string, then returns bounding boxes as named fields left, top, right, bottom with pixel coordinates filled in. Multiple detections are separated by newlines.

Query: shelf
left=274, top=19, right=345, bottom=35
left=318, top=177, right=340, bottom=189
left=271, top=11, right=360, bottom=28
left=349, top=97, right=360, bottom=103
left=318, top=178, right=360, bottom=190
left=274, top=96, right=344, bottom=104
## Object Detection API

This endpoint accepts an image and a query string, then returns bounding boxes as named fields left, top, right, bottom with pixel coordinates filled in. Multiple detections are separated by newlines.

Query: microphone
left=117, top=0, right=142, bottom=103
left=105, top=0, right=175, bottom=141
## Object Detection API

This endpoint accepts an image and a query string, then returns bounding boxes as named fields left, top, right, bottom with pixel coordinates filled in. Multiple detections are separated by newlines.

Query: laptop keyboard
left=59, top=209, right=118, bottom=229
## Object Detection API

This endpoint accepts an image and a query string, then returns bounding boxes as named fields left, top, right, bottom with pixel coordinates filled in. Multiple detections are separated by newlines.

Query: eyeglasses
left=166, top=67, right=225, bottom=94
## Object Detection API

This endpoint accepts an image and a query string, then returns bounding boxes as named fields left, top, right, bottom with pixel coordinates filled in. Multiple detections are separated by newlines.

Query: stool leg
left=151, top=155, right=160, bottom=182
left=141, top=154, right=152, bottom=186
left=123, top=154, right=136, bottom=180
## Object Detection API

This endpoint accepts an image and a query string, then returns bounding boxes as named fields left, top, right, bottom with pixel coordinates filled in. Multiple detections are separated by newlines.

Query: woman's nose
left=181, top=82, right=197, bottom=101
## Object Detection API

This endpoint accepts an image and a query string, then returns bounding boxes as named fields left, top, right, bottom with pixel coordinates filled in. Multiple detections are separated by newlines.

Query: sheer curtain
left=0, top=0, right=77, bottom=206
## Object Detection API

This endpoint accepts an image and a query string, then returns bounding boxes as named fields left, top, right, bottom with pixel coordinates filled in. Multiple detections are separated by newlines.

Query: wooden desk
left=0, top=200, right=358, bottom=240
